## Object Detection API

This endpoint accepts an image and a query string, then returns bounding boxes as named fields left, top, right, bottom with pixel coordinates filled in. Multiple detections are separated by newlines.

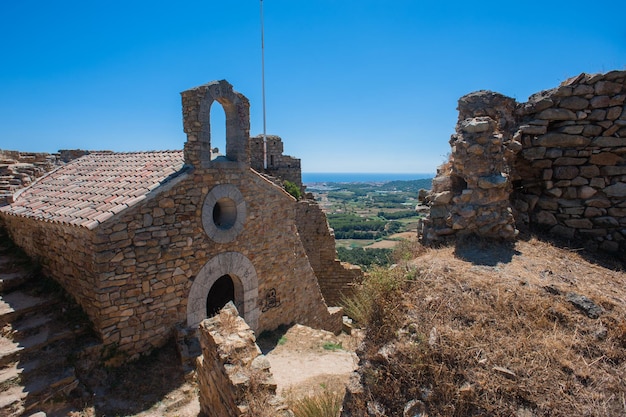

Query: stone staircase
left=0, top=228, right=99, bottom=416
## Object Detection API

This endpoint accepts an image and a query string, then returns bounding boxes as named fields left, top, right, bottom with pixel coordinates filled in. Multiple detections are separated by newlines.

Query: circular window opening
left=206, top=274, right=235, bottom=317
left=213, top=198, right=237, bottom=230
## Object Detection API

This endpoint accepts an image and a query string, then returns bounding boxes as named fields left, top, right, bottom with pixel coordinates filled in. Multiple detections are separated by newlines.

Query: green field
left=307, top=179, right=432, bottom=268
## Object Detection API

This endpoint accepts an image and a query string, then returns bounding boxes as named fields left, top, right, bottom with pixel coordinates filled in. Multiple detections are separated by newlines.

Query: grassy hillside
left=342, top=237, right=626, bottom=416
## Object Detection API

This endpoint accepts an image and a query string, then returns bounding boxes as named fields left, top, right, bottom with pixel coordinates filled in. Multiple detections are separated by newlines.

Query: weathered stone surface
left=460, top=117, right=493, bottom=133
left=587, top=109, right=607, bottom=121
left=537, top=133, right=590, bottom=147
left=590, top=95, right=610, bottom=108
left=578, top=186, right=597, bottom=199
left=566, top=293, right=603, bottom=318
left=565, top=218, right=593, bottom=229
left=605, top=182, right=626, bottom=197
left=520, top=124, right=547, bottom=135
left=593, top=136, right=625, bottom=147
left=537, top=108, right=577, bottom=120
left=522, top=147, right=546, bottom=160
left=600, top=166, right=626, bottom=176
left=559, top=96, right=589, bottom=110
left=553, top=157, right=587, bottom=166
left=536, top=211, right=557, bottom=225
left=197, top=303, right=287, bottom=416
left=553, top=166, right=579, bottom=180
left=478, top=174, right=508, bottom=189
left=589, top=152, right=623, bottom=165
left=595, top=81, right=623, bottom=95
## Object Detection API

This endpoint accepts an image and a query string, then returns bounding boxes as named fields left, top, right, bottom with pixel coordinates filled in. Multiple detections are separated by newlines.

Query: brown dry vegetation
left=343, top=237, right=626, bottom=416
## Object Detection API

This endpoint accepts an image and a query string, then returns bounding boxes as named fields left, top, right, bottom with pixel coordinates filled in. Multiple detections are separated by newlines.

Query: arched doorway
left=206, top=274, right=235, bottom=317
left=187, top=252, right=259, bottom=331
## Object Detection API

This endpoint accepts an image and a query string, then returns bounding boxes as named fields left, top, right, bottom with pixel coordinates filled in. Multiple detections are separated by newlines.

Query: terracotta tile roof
left=0, top=151, right=186, bottom=230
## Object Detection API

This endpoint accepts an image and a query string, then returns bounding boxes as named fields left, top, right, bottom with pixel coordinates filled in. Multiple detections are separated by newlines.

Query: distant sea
left=302, top=172, right=434, bottom=184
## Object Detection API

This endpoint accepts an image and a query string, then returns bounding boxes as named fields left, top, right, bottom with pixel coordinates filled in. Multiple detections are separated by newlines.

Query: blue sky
left=1, top=1, right=624, bottom=173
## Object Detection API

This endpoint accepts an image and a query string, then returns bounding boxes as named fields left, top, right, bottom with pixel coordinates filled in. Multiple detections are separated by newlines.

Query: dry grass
left=344, top=236, right=626, bottom=416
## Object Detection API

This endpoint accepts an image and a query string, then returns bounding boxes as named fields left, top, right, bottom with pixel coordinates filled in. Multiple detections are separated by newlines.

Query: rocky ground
left=342, top=236, right=626, bottom=416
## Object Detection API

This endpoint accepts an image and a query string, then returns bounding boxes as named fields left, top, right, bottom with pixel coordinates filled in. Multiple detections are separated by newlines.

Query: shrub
left=289, top=389, right=343, bottom=417
left=341, top=267, right=405, bottom=344
left=284, top=180, right=302, bottom=200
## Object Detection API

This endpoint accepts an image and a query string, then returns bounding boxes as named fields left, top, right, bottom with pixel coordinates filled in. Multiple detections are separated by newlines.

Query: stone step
left=0, top=270, right=36, bottom=293
left=0, top=291, right=59, bottom=327
left=7, top=313, right=54, bottom=339
left=0, top=326, right=78, bottom=368
left=0, top=359, right=41, bottom=387
left=0, top=366, right=78, bottom=415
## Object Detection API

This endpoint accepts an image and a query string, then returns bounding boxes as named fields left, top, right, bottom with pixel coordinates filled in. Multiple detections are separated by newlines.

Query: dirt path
left=261, top=324, right=361, bottom=398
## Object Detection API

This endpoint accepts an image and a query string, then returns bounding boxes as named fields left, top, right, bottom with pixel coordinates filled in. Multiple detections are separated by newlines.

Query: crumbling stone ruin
left=196, top=302, right=289, bottom=416
left=0, top=80, right=362, bottom=360
left=421, top=70, right=626, bottom=254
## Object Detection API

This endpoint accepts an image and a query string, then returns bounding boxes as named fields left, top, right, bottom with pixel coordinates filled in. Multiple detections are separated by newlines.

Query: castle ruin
left=421, top=70, right=626, bottom=255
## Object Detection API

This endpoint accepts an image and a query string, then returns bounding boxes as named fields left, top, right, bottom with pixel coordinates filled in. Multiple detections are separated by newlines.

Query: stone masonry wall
left=250, top=135, right=303, bottom=190
left=1, top=215, right=100, bottom=322
left=296, top=199, right=363, bottom=306
left=196, top=303, right=287, bottom=417
left=88, top=164, right=341, bottom=357
left=422, top=70, right=626, bottom=254
left=421, top=92, right=520, bottom=241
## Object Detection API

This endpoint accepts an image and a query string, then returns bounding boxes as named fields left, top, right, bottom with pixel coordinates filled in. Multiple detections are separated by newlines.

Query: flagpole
left=260, top=0, right=268, bottom=170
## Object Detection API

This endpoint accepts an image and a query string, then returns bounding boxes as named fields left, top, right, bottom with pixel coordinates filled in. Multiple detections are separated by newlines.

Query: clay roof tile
left=0, top=150, right=185, bottom=229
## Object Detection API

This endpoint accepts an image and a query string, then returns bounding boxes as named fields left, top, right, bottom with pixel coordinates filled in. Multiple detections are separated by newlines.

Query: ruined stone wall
left=422, top=70, right=626, bottom=254
left=296, top=199, right=363, bottom=306
left=421, top=92, right=520, bottom=241
left=0, top=151, right=60, bottom=206
left=0, top=150, right=91, bottom=206
left=250, top=135, right=303, bottom=190
left=196, top=303, right=287, bottom=416
left=513, top=71, right=626, bottom=253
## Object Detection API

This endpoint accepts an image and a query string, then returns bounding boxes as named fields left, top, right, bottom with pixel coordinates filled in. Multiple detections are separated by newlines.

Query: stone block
left=590, top=95, right=610, bottom=108
left=565, top=218, right=593, bottom=229
left=595, top=81, right=623, bottom=95
left=587, top=109, right=607, bottom=121
left=553, top=166, right=579, bottom=180
left=589, top=152, right=623, bottom=165
left=553, top=157, right=587, bottom=166
left=522, top=147, right=546, bottom=160
left=578, top=186, right=597, bottom=199
left=591, top=216, right=619, bottom=228
left=537, top=133, right=590, bottom=147
left=537, top=108, right=577, bottom=120
left=605, top=183, right=626, bottom=197
left=535, top=211, right=557, bottom=225
left=520, top=124, right=547, bottom=135
left=559, top=96, right=589, bottom=110
left=551, top=225, right=575, bottom=239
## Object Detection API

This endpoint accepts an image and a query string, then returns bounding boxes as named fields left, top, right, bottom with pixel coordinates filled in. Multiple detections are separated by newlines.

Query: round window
left=202, top=184, right=246, bottom=243
left=213, top=198, right=237, bottom=230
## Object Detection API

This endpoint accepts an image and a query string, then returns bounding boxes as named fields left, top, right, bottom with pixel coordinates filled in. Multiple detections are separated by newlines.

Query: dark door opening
left=206, top=274, right=235, bottom=317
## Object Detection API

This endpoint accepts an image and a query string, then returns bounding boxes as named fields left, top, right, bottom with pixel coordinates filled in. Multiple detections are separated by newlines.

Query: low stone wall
left=296, top=199, right=363, bottom=306
left=196, top=303, right=288, bottom=416
left=422, top=70, right=626, bottom=254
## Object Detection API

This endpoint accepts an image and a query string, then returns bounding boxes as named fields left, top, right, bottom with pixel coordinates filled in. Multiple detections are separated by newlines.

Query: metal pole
left=260, top=0, right=268, bottom=169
